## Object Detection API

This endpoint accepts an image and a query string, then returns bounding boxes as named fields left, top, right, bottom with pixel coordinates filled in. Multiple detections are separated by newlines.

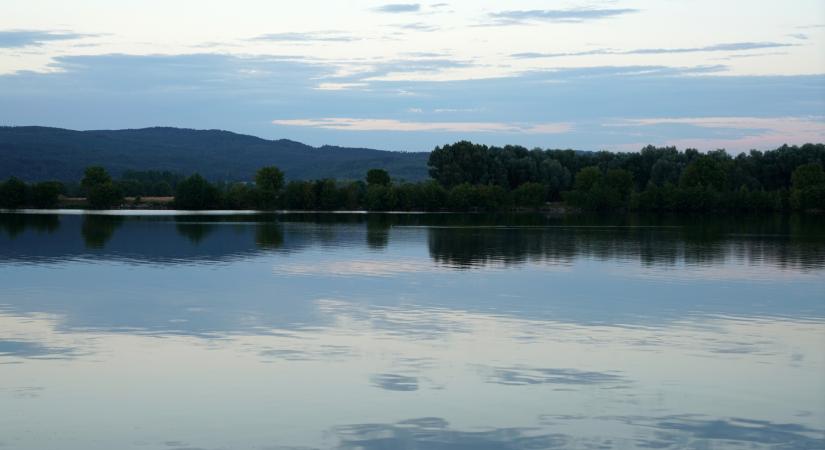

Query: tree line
left=1, top=142, right=823, bottom=212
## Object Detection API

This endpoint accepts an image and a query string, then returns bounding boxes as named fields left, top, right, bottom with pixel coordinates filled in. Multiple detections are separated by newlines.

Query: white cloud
left=272, top=117, right=572, bottom=133
left=609, top=116, right=825, bottom=151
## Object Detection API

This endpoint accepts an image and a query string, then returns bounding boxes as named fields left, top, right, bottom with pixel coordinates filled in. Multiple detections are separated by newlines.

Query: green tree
left=81, top=166, right=112, bottom=191
left=174, top=174, right=221, bottom=210
left=790, top=163, right=825, bottom=210
left=366, top=168, right=391, bottom=187
left=255, top=166, right=285, bottom=191
left=284, top=181, right=315, bottom=210
left=81, top=166, right=122, bottom=209
left=573, top=166, right=602, bottom=191
left=511, top=182, right=547, bottom=209
left=365, top=185, right=397, bottom=211
left=254, top=166, right=285, bottom=209
left=225, top=183, right=256, bottom=209
left=680, top=157, right=729, bottom=191
left=87, top=183, right=124, bottom=209
left=0, top=177, right=28, bottom=209
left=604, top=169, right=634, bottom=200
left=30, top=181, right=64, bottom=208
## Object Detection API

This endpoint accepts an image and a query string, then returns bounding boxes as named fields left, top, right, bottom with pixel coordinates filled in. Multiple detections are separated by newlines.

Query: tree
left=284, top=181, right=315, bottom=210
left=512, top=182, right=547, bottom=209
left=174, top=174, right=220, bottom=210
left=790, top=163, right=825, bottom=210
left=81, top=166, right=122, bottom=209
left=256, top=166, right=284, bottom=191
left=30, top=182, right=63, bottom=208
left=604, top=169, right=634, bottom=200
left=87, top=183, right=124, bottom=209
left=428, top=141, right=491, bottom=188
left=0, top=177, right=28, bottom=209
left=366, top=168, right=391, bottom=187
left=81, top=166, right=112, bottom=191
left=365, top=185, right=396, bottom=211
left=225, top=183, right=256, bottom=209
left=573, top=166, right=602, bottom=191
left=254, top=166, right=285, bottom=209
left=680, top=157, right=729, bottom=191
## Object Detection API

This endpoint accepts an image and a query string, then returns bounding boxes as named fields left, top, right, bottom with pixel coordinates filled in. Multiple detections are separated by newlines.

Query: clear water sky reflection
left=1, top=211, right=823, bottom=450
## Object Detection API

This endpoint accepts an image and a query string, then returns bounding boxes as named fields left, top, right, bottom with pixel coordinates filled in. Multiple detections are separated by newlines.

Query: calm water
left=1, top=211, right=824, bottom=450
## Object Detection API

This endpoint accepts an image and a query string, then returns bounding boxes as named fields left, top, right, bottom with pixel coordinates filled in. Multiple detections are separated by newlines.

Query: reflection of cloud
left=334, top=417, right=568, bottom=449
left=481, top=366, right=626, bottom=387
left=638, top=415, right=824, bottom=449
left=274, top=259, right=437, bottom=277
left=259, top=344, right=353, bottom=362
left=272, top=118, right=572, bottom=134
left=0, top=339, right=76, bottom=359
left=370, top=373, right=419, bottom=391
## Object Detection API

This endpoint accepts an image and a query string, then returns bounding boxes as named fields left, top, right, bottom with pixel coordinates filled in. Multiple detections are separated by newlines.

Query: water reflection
left=1, top=213, right=824, bottom=270
left=330, top=415, right=825, bottom=449
left=0, top=339, right=76, bottom=360
left=333, top=417, right=568, bottom=449
left=81, top=215, right=124, bottom=249
left=480, top=366, right=627, bottom=387
left=0, top=211, right=823, bottom=450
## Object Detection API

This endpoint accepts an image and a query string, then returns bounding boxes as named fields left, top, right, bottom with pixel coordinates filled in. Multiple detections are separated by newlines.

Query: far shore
left=2, top=197, right=577, bottom=215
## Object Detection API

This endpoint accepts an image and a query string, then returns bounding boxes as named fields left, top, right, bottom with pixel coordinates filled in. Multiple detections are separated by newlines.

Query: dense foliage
left=2, top=141, right=823, bottom=212
left=0, top=177, right=65, bottom=209
left=82, top=166, right=123, bottom=209
left=428, top=142, right=825, bottom=212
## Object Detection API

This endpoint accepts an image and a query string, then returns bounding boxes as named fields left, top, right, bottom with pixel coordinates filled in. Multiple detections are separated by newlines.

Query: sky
left=0, top=0, right=824, bottom=152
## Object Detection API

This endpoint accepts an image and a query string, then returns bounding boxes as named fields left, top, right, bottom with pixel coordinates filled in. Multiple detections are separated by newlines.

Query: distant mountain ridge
left=0, top=126, right=431, bottom=182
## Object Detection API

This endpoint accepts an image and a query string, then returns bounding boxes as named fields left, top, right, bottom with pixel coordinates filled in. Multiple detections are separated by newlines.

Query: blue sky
left=1, top=0, right=823, bottom=152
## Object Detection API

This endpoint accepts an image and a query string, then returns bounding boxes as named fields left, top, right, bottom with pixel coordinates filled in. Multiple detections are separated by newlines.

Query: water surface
left=1, top=211, right=824, bottom=450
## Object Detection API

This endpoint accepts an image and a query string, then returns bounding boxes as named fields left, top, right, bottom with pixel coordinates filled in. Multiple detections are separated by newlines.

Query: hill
left=0, top=126, right=430, bottom=182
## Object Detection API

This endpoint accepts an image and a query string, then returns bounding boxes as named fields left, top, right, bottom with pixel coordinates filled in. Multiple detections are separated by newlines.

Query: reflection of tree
left=175, top=222, right=215, bottom=244
left=81, top=215, right=124, bottom=249
left=0, top=214, right=60, bottom=238
left=366, top=215, right=391, bottom=250
left=427, top=213, right=825, bottom=270
left=255, top=223, right=283, bottom=249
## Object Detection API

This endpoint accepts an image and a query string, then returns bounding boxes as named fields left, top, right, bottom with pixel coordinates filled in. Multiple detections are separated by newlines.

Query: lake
left=1, top=211, right=824, bottom=450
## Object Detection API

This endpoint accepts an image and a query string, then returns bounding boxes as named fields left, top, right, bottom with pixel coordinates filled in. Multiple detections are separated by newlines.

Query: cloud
left=249, top=31, right=357, bottom=42
left=609, top=116, right=825, bottom=151
left=1, top=52, right=822, bottom=152
left=0, top=30, right=95, bottom=48
left=628, top=41, right=795, bottom=54
left=335, top=57, right=472, bottom=81
left=374, top=3, right=420, bottom=13
left=489, top=8, right=639, bottom=24
left=511, top=42, right=794, bottom=59
left=314, top=82, right=369, bottom=91
left=394, top=22, right=440, bottom=32
left=272, top=117, right=573, bottom=134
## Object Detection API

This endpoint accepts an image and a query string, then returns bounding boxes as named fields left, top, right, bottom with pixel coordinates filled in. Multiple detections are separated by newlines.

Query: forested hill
left=0, top=126, right=430, bottom=182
